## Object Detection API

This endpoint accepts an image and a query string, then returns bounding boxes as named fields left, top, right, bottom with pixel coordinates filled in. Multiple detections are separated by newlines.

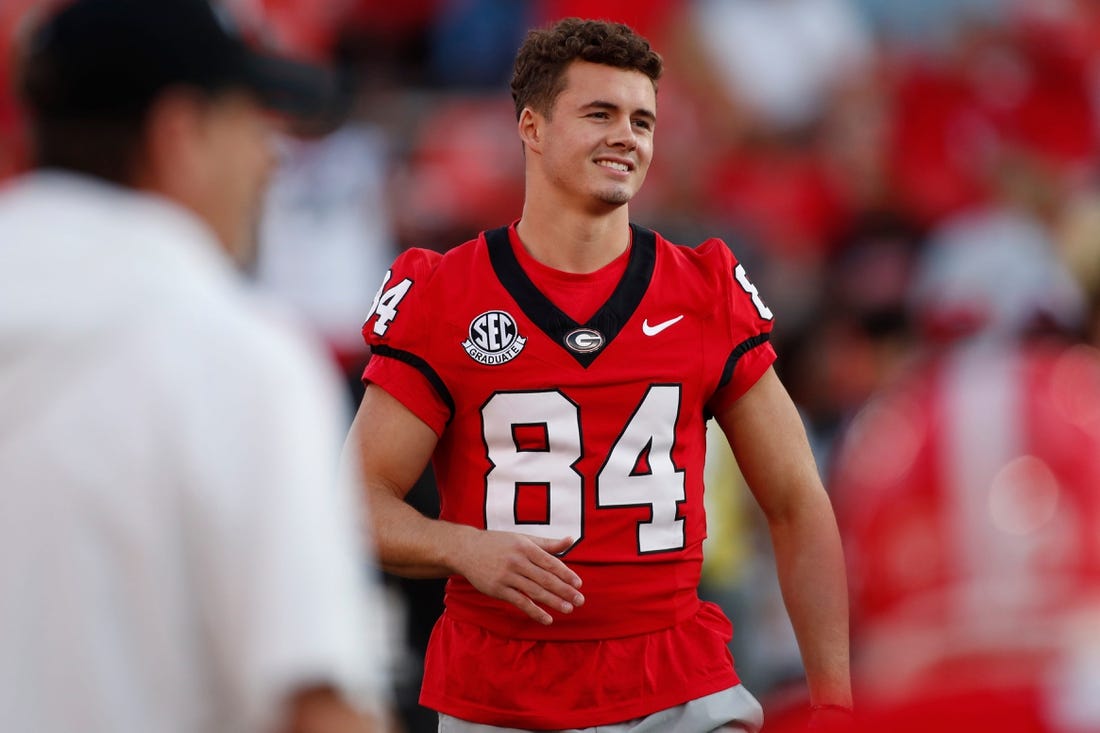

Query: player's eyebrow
left=582, top=99, right=657, bottom=124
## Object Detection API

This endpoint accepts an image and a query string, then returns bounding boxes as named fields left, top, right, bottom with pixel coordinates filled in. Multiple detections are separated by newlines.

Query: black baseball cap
left=19, top=0, right=345, bottom=120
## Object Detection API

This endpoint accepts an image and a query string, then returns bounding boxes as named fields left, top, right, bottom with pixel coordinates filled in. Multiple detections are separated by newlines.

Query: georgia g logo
left=563, top=327, right=605, bottom=354
left=462, top=310, right=527, bottom=365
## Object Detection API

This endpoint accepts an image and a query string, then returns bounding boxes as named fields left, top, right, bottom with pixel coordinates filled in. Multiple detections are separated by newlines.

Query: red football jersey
left=362, top=224, right=776, bottom=727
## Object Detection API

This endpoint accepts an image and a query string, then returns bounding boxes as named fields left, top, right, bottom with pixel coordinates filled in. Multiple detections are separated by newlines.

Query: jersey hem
left=421, top=673, right=740, bottom=730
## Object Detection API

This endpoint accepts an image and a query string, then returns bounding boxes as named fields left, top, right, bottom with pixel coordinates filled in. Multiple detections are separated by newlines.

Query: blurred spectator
left=830, top=203, right=1100, bottom=732
left=0, top=1, right=392, bottom=731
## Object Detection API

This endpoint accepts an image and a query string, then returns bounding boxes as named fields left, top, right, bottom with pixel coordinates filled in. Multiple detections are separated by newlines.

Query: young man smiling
left=346, top=17, right=852, bottom=733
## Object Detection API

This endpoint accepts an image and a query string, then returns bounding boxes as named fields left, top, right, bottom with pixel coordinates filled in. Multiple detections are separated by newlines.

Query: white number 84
left=482, top=385, right=687, bottom=556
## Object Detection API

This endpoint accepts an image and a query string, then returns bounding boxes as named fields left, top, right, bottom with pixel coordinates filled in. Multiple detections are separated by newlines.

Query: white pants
left=437, top=684, right=764, bottom=733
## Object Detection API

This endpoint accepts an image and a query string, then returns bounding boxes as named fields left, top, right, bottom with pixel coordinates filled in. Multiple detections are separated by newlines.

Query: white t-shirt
left=0, top=172, right=388, bottom=733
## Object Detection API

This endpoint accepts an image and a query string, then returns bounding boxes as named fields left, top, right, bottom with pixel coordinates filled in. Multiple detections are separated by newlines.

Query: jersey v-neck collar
left=484, top=223, right=656, bottom=368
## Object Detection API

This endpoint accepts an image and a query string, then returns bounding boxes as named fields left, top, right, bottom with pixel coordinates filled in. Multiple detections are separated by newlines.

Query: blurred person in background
left=345, top=16, right=851, bottom=733
left=830, top=201, right=1100, bottom=732
left=0, top=1, right=392, bottom=731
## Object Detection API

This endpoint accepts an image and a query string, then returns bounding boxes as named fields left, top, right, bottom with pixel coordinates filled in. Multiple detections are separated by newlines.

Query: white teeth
left=597, top=160, right=629, bottom=172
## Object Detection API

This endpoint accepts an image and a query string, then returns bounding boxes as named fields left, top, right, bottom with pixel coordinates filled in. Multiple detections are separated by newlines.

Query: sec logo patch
left=462, top=310, right=527, bottom=365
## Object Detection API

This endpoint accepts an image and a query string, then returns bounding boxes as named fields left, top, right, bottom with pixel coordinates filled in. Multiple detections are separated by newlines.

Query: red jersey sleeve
left=360, top=248, right=452, bottom=436
left=697, top=239, right=777, bottom=414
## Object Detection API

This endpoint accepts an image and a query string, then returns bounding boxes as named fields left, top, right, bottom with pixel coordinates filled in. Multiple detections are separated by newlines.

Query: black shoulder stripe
left=718, top=333, right=771, bottom=390
left=369, top=345, right=456, bottom=423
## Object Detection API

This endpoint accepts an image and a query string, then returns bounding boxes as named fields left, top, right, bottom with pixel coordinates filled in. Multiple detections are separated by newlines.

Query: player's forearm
left=366, top=487, right=476, bottom=578
left=768, top=489, right=853, bottom=708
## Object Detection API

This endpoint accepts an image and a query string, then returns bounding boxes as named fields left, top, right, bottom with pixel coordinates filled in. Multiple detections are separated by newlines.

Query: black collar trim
left=485, top=224, right=656, bottom=368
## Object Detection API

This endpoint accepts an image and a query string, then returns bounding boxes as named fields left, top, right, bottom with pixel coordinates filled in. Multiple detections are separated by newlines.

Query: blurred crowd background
left=4, top=1, right=1100, bottom=731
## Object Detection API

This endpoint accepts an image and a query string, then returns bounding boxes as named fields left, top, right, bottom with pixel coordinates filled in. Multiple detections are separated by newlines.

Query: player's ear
left=518, top=107, right=541, bottom=152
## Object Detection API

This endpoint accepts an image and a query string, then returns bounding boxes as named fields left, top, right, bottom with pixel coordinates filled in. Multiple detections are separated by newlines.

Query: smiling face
left=522, top=60, right=656, bottom=212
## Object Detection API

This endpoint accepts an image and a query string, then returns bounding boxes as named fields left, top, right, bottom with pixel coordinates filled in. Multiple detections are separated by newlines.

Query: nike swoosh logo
left=642, top=315, right=684, bottom=336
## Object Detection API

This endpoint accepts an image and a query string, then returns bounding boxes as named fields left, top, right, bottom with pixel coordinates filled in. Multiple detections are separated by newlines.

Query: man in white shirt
left=0, top=1, right=389, bottom=731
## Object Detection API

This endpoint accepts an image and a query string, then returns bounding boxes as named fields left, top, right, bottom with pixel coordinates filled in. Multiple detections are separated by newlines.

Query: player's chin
left=595, top=186, right=635, bottom=207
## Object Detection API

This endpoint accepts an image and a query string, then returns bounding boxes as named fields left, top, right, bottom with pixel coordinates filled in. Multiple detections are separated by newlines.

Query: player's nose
left=605, top=116, right=638, bottom=151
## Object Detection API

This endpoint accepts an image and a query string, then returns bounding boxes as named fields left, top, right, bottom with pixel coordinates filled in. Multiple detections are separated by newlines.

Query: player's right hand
left=453, top=530, right=585, bottom=625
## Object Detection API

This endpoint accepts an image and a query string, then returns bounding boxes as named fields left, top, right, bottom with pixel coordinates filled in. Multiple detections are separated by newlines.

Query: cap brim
left=241, top=52, right=349, bottom=121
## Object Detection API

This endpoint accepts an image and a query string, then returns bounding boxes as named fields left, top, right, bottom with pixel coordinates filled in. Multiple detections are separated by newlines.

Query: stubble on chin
left=596, top=188, right=633, bottom=206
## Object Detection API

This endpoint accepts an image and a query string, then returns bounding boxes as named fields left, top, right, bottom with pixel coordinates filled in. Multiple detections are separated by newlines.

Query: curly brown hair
left=510, top=17, right=663, bottom=120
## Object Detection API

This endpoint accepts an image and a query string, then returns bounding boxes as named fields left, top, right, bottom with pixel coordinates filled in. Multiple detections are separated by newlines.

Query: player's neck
left=515, top=203, right=631, bottom=275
